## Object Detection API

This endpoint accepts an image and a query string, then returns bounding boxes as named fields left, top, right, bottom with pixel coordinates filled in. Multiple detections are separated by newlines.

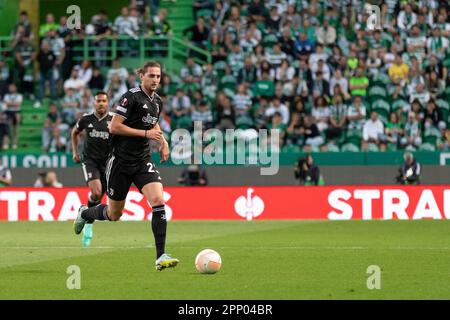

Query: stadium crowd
left=0, top=0, right=449, bottom=153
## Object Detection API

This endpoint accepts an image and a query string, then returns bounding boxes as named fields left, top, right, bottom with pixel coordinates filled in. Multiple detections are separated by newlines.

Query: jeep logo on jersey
left=234, top=188, right=264, bottom=221
left=142, top=114, right=158, bottom=125
left=89, top=129, right=109, bottom=139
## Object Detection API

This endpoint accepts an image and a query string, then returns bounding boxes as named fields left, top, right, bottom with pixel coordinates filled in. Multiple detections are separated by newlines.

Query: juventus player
left=73, top=61, right=179, bottom=270
left=71, top=91, right=112, bottom=246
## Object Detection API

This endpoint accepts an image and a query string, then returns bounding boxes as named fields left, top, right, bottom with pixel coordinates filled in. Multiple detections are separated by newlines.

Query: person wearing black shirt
left=71, top=91, right=112, bottom=208
left=396, top=152, right=421, bottom=185
left=37, top=40, right=57, bottom=104
left=294, top=154, right=320, bottom=186
left=74, top=61, right=178, bottom=270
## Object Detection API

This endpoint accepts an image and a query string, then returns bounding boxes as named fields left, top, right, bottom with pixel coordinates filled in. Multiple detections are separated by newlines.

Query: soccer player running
left=73, top=61, right=179, bottom=271
left=71, top=91, right=112, bottom=246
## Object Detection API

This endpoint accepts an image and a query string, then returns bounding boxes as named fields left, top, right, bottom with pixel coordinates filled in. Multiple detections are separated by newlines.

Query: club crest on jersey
left=142, top=114, right=158, bottom=125
left=120, top=97, right=128, bottom=106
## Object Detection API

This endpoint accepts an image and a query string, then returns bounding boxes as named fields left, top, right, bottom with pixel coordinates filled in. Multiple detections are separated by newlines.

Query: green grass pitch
left=1, top=220, right=450, bottom=299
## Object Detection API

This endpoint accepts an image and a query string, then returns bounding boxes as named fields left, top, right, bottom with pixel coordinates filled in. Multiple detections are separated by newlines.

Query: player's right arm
left=71, top=116, right=86, bottom=163
left=110, top=92, right=162, bottom=141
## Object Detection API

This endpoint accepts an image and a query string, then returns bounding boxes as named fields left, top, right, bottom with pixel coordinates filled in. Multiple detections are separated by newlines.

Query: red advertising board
left=0, top=186, right=449, bottom=221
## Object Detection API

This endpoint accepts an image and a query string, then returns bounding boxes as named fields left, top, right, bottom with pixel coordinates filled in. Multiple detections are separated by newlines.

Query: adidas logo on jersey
left=88, top=123, right=94, bottom=128
left=142, top=104, right=148, bottom=109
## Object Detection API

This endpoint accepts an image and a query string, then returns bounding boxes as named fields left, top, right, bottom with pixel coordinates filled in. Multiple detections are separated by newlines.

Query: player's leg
left=135, top=162, right=178, bottom=270
left=74, top=157, right=131, bottom=234
left=87, top=179, right=103, bottom=207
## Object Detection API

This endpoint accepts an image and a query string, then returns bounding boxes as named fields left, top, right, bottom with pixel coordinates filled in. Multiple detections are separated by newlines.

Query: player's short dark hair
left=94, top=91, right=108, bottom=98
left=135, top=61, right=161, bottom=76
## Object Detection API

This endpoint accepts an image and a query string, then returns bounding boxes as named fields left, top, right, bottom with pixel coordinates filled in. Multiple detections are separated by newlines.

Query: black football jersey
left=75, top=112, right=112, bottom=163
left=112, top=86, right=163, bottom=163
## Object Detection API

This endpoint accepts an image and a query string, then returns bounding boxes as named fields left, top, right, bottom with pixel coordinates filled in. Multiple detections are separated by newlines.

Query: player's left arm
left=154, top=123, right=169, bottom=163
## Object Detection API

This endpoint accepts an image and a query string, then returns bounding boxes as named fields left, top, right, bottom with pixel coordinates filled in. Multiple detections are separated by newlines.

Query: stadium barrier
left=0, top=186, right=449, bottom=221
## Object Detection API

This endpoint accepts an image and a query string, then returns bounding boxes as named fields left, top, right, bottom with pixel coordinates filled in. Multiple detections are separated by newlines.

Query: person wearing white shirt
left=63, top=67, right=86, bottom=95
left=362, top=111, right=386, bottom=151
left=397, top=4, right=417, bottom=31
left=329, top=69, right=349, bottom=97
left=265, top=97, right=290, bottom=125
left=308, top=44, right=329, bottom=70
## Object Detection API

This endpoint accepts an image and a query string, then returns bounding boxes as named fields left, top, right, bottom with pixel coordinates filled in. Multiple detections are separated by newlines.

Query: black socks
left=152, top=205, right=167, bottom=259
left=88, top=195, right=100, bottom=208
left=81, top=203, right=110, bottom=221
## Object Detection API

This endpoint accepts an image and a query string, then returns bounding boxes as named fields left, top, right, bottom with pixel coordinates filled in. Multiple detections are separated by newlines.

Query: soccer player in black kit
left=71, top=91, right=112, bottom=246
left=74, top=61, right=179, bottom=270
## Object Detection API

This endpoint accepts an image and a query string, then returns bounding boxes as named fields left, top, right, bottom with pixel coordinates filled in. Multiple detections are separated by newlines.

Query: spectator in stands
left=49, top=127, right=67, bottom=152
left=14, top=35, right=36, bottom=100
left=397, top=4, right=417, bottom=32
left=362, top=111, right=386, bottom=151
left=42, top=102, right=63, bottom=152
left=409, top=83, right=430, bottom=105
left=286, top=112, right=303, bottom=146
left=327, top=94, right=347, bottom=141
left=388, top=54, right=409, bottom=86
left=3, top=83, right=22, bottom=150
left=215, top=94, right=235, bottom=130
left=427, top=27, right=449, bottom=60
left=12, top=11, right=32, bottom=41
left=0, top=111, right=9, bottom=152
left=0, top=158, right=12, bottom=187
left=302, top=115, right=324, bottom=152
left=114, top=6, right=139, bottom=39
left=170, top=88, right=191, bottom=122
left=64, top=66, right=86, bottom=96
left=88, top=67, right=105, bottom=93
left=423, top=100, right=445, bottom=130
left=180, top=57, right=203, bottom=84
left=77, top=60, right=93, bottom=85
left=0, top=60, right=10, bottom=99
left=36, top=40, right=57, bottom=107
left=396, top=152, right=421, bottom=185
left=191, top=100, right=213, bottom=130
left=61, top=88, right=80, bottom=126
left=247, top=0, right=267, bottom=23
left=309, top=71, right=330, bottom=100
left=104, top=74, right=127, bottom=107
left=267, top=112, right=286, bottom=146
left=401, top=111, right=422, bottom=150
left=39, top=13, right=59, bottom=38
left=385, top=112, right=403, bottom=146
left=88, top=9, right=112, bottom=67
left=311, top=96, right=330, bottom=133
left=265, top=97, right=289, bottom=125
left=294, top=154, right=320, bottom=186
left=316, top=19, right=336, bottom=46
left=42, top=28, right=65, bottom=87
left=183, top=17, right=210, bottom=51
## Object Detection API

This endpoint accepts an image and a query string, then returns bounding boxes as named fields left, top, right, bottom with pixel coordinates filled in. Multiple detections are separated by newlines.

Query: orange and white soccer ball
left=195, top=249, right=222, bottom=274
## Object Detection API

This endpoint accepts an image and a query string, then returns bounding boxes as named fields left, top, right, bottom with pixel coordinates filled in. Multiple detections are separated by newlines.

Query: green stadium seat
left=371, top=98, right=390, bottom=122
left=282, top=144, right=301, bottom=153
left=340, top=142, right=360, bottom=152
left=419, top=143, right=436, bottom=151
left=391, top=99, right=409, bottom=113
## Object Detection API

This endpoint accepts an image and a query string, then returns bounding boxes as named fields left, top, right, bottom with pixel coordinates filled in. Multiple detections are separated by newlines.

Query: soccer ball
left=195, top=249, right=222, bottom=274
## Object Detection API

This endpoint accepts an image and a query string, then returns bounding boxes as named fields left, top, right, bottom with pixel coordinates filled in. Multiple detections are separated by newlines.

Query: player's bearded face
left=94, top=95, right=108, bottom=115
left=142, top=67, right=161, bottom=92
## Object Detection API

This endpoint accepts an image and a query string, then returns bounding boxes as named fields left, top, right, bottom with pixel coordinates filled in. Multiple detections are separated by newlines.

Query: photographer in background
left=294, top=154, right=321, bottom=186
left=396, top=152, right=421, bottom=185
left=0, top=158, right=12, bottom=187
left=178, top=164, right=208, bottom=186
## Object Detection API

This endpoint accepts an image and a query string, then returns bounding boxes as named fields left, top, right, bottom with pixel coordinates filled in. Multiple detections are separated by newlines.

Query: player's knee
left=108, top=209, right=122, bottom=221
left=149, top=197, right=164, bottom=207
